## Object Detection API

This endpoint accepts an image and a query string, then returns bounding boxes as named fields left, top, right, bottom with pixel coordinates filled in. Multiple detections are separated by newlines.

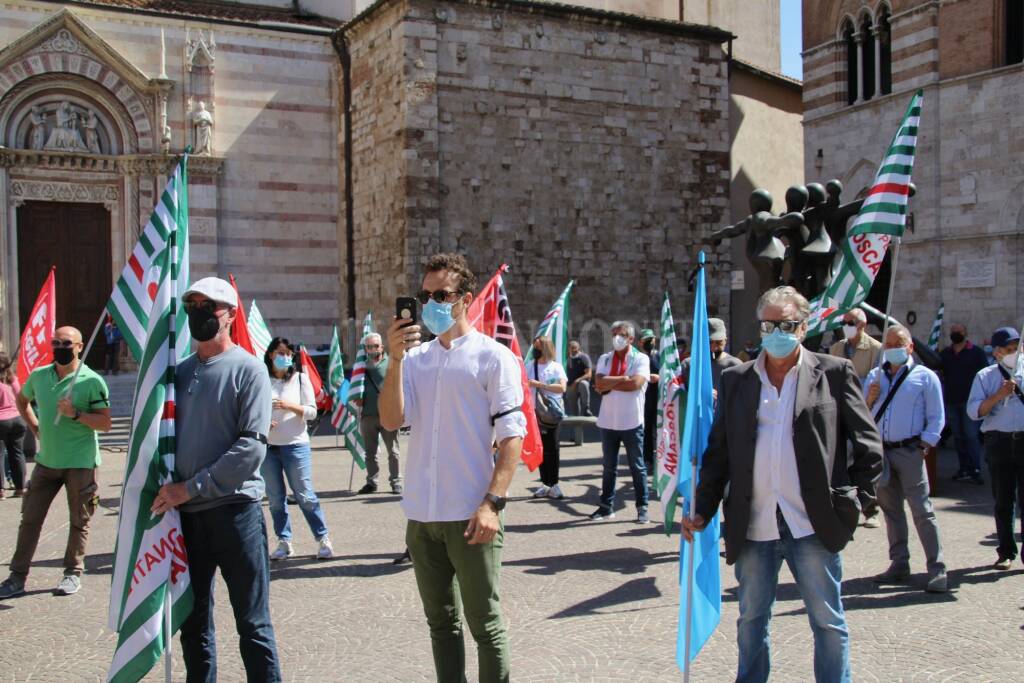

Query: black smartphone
left=396, top=296, right=418, bottom=327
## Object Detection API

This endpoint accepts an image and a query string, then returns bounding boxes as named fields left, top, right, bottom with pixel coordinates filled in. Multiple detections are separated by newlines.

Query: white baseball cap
left=183, top=277, right=238, bottom=307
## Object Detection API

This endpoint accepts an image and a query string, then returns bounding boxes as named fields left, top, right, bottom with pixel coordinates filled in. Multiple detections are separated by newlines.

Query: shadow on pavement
left=504, top=547, right=676, bottom=576
left=549, top=576, right=662, bottom=619
left=269, top=554, right=411, bottom=581
left=33, top=552, right=114, bottom=576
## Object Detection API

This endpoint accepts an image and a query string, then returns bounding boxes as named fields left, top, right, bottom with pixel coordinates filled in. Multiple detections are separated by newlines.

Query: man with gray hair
left=829, top=308, right=881, bottom=381
left=864, top=324, right=947, bottom=592
left=356, top=332, right=401, bottom=494
left=684, top=285, right=882, bottom=681
left=591, top=321, right=651, bottom=522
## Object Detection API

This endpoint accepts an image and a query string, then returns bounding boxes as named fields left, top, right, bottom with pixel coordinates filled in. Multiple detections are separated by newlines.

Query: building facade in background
left=803, top=0, right=1024, bottom=343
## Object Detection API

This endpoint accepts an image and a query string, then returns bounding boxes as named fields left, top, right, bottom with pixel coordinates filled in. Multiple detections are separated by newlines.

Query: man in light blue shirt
left=966, top=326, right=1024, bottom=570
left=864, top=324, right=947, bottom=592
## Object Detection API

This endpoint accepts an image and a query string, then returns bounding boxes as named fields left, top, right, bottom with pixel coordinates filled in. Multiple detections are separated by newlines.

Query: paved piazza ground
left=1, top=428, right=1022, bottom=682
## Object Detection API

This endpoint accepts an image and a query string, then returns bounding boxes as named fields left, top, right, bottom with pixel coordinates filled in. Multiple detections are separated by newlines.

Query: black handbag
left=533, top=361, right=565, bottom=430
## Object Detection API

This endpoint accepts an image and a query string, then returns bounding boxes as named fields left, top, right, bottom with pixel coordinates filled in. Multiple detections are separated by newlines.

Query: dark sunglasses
left=841, top=320, right=858, bottom=326
left=51, top=339, right=76, bottom=348
left=416, top=289, right=461, bottom=305
left=183, top=299, right=218, bottom=314
left=758, top=320, right=803, bottom=334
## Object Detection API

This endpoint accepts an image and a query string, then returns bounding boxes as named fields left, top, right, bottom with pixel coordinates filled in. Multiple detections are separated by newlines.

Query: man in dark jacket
left=683, top=286, right=882, bottom=683
left=939, top=323, right=989, bottom=484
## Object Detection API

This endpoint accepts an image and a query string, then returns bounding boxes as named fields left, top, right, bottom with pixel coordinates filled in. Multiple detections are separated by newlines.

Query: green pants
left=406, top=519, right=508, bottom=683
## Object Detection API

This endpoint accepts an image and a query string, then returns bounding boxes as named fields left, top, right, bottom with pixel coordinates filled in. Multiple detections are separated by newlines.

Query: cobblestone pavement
left=0, top=433, right=1021, bottom=682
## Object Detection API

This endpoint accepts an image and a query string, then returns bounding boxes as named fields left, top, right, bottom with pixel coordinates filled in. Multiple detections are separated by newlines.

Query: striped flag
left=347, top=313, right=374, bottom=404
left=248, top=300, right=273, bottom=359
left=807, top=90, right=923, bottom=335
left=327, top=325, right=345, bottom=392
left=330, top=314, right=373, bottom=470
left=107, top=166, right=191, bottom=362
left=530, top=281, right=573, bottom=368
left=927, top=303, right=944, bottom=351
left=654, top=292, right=686, bottom=532
left=107, top=157, right=193, bottom=683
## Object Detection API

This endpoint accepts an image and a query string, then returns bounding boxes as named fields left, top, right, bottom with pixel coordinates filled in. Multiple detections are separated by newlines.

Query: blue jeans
left=261, top=443, right=329, bottom=541
left=735, top=517, right=851, bottom=683
left=599, top=425, right=648, bottom=512
left=946, top=402, right=983, bottom=473
left=180, top=502, right=282, bottom=683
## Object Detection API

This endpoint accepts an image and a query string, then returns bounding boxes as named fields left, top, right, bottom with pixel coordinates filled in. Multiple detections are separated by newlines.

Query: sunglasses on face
left=841, top=320, right=857, bottom=327
left=183, top=299, right=219, bottom=314
left=758, top=320, right=803, bottom=334
left=416, top=289, right=461, bottom=305
left=51, top=339, right=76, bottom=348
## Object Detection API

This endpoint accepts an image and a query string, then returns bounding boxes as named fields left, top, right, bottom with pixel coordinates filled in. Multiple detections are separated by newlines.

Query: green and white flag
left=654, top=292, right=686, bottom=532
left=327, top=325, right=345, bottom=392
left=248, top=300, right=273, bottom=359
left=347, top=312, right=374, bottom=404
left=807, top=90, right=923, bottom=335
left=927, top=303, right=944, bottom=351
left=530, top=281, right=573, bottom=367
left=330, top=313, right=373, bottom=469
left=107, top=157, right=193, bottom=683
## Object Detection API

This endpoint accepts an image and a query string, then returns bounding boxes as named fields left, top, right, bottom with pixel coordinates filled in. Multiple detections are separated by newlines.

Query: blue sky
left=780, top=0, right=803, bottom=79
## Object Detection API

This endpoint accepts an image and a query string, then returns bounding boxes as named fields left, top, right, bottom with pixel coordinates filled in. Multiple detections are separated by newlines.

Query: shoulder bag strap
left=873, top=365, right=913, bottom=422
left=996, top=364, right=1024, bottom=406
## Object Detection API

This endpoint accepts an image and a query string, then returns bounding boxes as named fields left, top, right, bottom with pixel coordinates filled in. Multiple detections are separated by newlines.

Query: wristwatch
left=71, top=409, right=81, bottom=421
left=483, top=493, right=506, bottom=511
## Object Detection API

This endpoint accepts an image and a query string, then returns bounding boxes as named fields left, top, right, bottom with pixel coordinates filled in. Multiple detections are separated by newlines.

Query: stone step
left=102, top=372, right=137, bottom=417
left=99, top=415, right=131, bottom=451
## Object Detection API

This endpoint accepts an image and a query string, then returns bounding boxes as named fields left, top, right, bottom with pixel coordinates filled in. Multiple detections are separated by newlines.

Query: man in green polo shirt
left=0, top=326, right=111, bottom=599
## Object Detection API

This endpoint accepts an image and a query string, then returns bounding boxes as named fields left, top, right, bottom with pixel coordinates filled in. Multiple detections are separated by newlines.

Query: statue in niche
left=44, top=101, right=88, bottom=152
left=83, top=110, right=101, bottom=154
left=190, top=101, right=213, bottom=155
left=28, top=105, right=46, bottom=150
left=709, top=189, right=804, bottom=294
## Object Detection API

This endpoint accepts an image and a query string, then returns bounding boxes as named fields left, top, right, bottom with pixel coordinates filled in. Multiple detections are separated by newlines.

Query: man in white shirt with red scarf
left=590, top=321, right=651, bottom=522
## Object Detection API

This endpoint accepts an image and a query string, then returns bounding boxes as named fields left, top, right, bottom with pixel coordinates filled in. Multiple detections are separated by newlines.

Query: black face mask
left=950, top=332, right=965, bottom=345
left=187, top=308, right=221, bottom=342
left=641, top=341, right=654, bottom=352
left=53, top=346, right=75, bottom=366
left=531, top=348, right=543, bottom=360
left=712, top=350, right=723, bottom=360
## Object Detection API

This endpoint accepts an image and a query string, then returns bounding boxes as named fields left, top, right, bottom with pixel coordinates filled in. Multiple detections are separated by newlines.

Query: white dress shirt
left=401, top=330, right=527, bottom=522
left=748, top=349, right=815, bottom=541
left=595, top=348, right=650, bottom=431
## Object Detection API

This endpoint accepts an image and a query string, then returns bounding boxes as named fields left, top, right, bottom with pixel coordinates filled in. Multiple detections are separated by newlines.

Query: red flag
left=17, top=267, right=57, bottom=385
left=467, top=265, right=543, bottom=471
left=299, top=346, right=331, bottom=412
left=227, top=274, right=256, bottom=356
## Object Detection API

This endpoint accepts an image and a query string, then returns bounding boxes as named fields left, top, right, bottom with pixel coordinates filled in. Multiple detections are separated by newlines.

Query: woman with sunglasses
left=261, top=337, right=333, bottom=560
left=0, top=352, right=27, bottom=497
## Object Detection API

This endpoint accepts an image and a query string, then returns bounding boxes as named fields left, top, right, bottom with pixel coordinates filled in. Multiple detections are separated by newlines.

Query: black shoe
left=587, top=507, right=616, bottom=521
left=392, top=550, right=411, bottom=565
left=969, top=470, right=984, bottom=485
left=872, top=563, right=910, bottom=583
left=951, top=470, right=970, bottom=482
left=357, top=484, right=378, bottom=495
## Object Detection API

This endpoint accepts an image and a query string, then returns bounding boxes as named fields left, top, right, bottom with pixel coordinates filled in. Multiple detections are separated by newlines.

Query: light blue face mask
left=760, top=329, right=801, bottom=358
left=883, top=347, right=909, bottom=366
left=273, top=354, right=292, bottom=370
left=422, top=299, right=456, bottom=336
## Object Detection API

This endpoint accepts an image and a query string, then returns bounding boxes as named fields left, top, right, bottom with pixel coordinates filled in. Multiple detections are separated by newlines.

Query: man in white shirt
left=590, top=321, right=651, bottom=522
left=380, top=253, right=526, bottom=683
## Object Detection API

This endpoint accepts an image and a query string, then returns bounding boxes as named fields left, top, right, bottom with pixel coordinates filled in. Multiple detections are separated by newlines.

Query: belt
left=883, top=436, right=920, bottom=449
left=988, top=431, right=1024, bottom=440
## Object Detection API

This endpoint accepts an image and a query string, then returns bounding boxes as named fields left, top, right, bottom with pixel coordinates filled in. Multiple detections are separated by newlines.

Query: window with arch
left=843, top=8, right=893, bottom=105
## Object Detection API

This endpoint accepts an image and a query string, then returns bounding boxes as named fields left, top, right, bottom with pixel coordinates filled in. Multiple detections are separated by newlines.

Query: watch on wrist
left=483, top=493, right=506, bottom=511
left=72, top=409, right=81, bottom=421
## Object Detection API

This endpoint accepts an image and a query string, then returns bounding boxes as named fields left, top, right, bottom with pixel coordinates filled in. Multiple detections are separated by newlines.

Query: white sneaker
left=532, top=485, right=550, bottom=498
left=270, top=540, right=294, bottom=561
left=547, top=484, right=565, bottom=500
left=317, top=536, right=334, bottom=560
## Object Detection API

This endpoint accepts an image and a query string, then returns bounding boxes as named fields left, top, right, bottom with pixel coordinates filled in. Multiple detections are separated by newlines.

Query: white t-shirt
left=595, top=349, right=650, bottom=431
left=268, top=371, right=318, bottom=446
left=529, top=359, right=567, bottom=411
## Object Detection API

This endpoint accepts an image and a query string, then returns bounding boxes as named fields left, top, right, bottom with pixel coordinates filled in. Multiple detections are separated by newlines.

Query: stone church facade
left=802, top=0, right=1024, bottom=343
left=0, top=0, right=797, bottom=360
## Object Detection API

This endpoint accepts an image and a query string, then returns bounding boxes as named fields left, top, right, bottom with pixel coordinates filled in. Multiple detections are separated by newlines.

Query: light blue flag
left=335, top=377, right=351, bottom=406
left=676, top=250, right=722, bottom=669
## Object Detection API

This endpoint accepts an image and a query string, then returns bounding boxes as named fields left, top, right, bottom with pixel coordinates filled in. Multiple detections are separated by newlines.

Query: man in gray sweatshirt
left=151, top=276, right=280, bottom=682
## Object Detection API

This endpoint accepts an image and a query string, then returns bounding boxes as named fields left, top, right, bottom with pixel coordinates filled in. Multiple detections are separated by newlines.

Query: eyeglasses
left=187, top=365, right=200, bottom=395
left=183, top=299, right=218, bottom=314
left=51, top=339, right=75, bottom=348
left=758, top=320, right=804, bottom=334
left=841, top=320, right=858, bottom=327
left=416, top=289, right=460, bottom=305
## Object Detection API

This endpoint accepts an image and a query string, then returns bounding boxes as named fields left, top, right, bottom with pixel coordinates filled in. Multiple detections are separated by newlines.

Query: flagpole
left=874, top=236, right=902, bottom=372
left=164, top=588, right=173, bottom=682
left=682, top=458, right=699, bottom=683
left=54, top=308, right=108, bottom=425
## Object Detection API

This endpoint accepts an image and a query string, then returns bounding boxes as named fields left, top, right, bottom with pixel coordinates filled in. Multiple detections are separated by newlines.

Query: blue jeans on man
left=179, top=502, right=282, bottom=682
left=261, top=443, right=329, bottom=541
left=734, top=514, right=850, bottom=683
left=598, top=425, right=648, bottom=512
left=946, top=402, right=983, bottom=476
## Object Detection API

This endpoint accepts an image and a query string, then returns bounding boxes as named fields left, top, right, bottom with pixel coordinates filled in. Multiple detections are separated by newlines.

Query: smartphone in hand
left=396, top=297, right=418, bottom=327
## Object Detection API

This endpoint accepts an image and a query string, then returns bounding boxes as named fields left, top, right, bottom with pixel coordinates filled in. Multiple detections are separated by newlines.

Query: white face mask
left=612, top=335, right=629, bottom=352
left=842, top=324, right=859, bottom=341
left=1001, top=352, right=1019, bottom=370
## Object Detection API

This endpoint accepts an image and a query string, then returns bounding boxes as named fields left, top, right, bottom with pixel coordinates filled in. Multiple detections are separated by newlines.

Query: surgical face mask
left=422, top=299, right=456, bottom=336
left=1000, top=352, right=1019, bottom=370
left=187, top=307, right=221, bottom=342
left=842, top=324, right=859, bottom=340
left=760, top=329, right=800, bottom=358
left=612, top=335, right=629, bottom=352
left=273, top=354, right=292, bottom=371
left=950, top=332, right=965, bottom=345
left=984, top=345, right=993, bottom=355
left=883, top=346, right=910, bottom=366
left=53, top=346, right=76, bottom=366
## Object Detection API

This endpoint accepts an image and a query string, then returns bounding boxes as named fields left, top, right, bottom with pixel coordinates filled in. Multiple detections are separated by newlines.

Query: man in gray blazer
left=683, top=286, right=883, bottom=683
